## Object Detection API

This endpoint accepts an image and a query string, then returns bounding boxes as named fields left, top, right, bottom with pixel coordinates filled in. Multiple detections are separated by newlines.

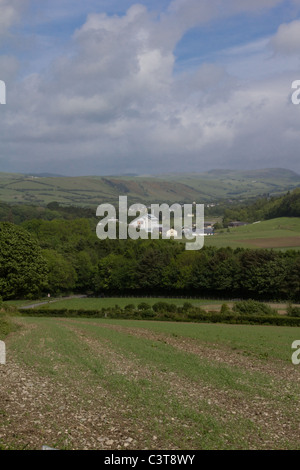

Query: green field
left=1, top=316, right=300, bottom=450
left=36, top=297, right=222, bottom=311
left=205, top=217, right=300, bottom=249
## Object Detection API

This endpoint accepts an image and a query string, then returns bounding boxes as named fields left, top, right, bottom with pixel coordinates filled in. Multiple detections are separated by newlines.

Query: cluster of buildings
left=129, top=214, right=215, bottom=238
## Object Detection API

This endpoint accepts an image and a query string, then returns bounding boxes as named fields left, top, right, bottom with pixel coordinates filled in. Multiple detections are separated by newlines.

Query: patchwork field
left=1, top=317, right=300, bottom=450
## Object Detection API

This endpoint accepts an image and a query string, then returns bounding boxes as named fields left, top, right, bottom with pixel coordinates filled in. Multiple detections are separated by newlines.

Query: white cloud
left=271, top=19, right=300, bottom=54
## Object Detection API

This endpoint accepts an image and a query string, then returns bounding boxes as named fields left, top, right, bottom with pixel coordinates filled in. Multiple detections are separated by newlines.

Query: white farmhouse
left=130, top=214, right=160, bottom=233
left=165, top=228, right=178, bottom=238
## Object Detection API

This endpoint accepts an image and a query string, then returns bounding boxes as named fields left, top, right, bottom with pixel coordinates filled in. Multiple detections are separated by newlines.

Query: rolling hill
left=0, top=168, right=299, bottom=207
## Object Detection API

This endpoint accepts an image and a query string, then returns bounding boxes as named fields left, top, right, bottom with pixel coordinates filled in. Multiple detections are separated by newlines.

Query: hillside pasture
left=205, top=217, right=300, bottom=249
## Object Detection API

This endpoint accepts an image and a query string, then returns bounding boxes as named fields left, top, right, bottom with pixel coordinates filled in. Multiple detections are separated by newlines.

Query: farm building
left=165, top=228, right=178, bottom=238
left=130, top=214, right=160, bottom=233
left=228, top=221, right=249, bottom=227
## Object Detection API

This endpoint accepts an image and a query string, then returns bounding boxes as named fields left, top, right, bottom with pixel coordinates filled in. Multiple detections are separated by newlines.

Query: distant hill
left=222, top=188, right=300, bottom=226
left=205, top=168, right=300, bottom=181
left=0, top=168, right=299, bottom=207
left=24, top=172, right=66, bottom=178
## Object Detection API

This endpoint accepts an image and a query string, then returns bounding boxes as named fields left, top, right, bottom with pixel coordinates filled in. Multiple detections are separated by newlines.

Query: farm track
left=0, top=318, right=300, bottom=450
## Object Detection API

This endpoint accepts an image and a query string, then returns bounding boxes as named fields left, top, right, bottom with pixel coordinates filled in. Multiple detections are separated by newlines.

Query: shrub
left=138, top=302, right=152, bottom=311
left=18, top=308, right=300, bottom=326
left=153, top=302, right=169, bottom=312
left=140, top=309, right=156, bottom=318
left=125, top=303, right=136, bottom=310
left=182, top=302, right=193, bottom=312
left=220, top=303, right=231, bottom=314
left=186, top=308, right=207, bottom=320
left=287, top=304, right=300, bottom=317
left=233, top=300, right=277, bottom=316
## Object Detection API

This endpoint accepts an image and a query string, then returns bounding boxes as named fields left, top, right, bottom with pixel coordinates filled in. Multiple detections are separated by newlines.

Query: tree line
left=1, top=187, right=299, bottom=229
left=0, top=220, right=299, bottom=301
left=220, top=188, right=300, bottom=226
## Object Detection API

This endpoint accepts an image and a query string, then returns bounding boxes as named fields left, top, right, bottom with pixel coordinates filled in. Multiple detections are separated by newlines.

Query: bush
left=182, top=302, right=193, bottom=312
left=220, top=303, right=231, bottom=314
left=140, top=309, right=156, bottom=318
left=233, top=300, right=277, bottom=316
left=152, top=302, right=178, bottom=313
left=287, top=304, right=300, bottom=317
left=125, top=303, right=136, bottom=310
left=186, top=308, right=207, bottom=320
left=152, top=302, right=168, bottom=312
left=18, top=308, right=300, bottom=326
left=137, top=302, right=152, bottom=311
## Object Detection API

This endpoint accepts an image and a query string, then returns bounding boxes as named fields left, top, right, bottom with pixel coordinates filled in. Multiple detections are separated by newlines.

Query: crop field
left=1, top=316, right=300, bottom=450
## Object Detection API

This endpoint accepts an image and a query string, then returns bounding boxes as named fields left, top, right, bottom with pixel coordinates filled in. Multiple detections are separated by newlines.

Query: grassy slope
left=204, top=217, right=300, bottom=249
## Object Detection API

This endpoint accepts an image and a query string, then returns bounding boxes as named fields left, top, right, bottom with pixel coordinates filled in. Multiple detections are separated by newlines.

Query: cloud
left=1, top=0, right=300, bottom=175
left=270, top=19, right=300, bottom=54
left=0, top=0, right=28, bottom=36
left=0, top=55, right=19, bottom=82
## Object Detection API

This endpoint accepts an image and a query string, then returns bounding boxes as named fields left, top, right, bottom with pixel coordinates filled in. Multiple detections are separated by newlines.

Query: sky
left=1, top=0, right=300, bottom=176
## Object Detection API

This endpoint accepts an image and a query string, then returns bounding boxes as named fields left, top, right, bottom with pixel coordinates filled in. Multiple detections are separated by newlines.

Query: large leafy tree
left=42, top=249, right=77, bottom=294
left=0, top=222, right=48, bottom=299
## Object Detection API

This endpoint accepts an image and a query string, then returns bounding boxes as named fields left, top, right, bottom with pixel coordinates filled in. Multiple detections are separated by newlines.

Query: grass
left=204, top=217, right=300, bottom=249
left=3, top=299, right=49, bottom=307
left=2, top=316, right=300, bottom=450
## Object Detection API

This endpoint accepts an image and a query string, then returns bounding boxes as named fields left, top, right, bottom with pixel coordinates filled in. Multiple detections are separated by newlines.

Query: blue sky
left=11, top=0, right=300, bottom=73
left=1, top=0, right=300, bottom=175
left=175, top=3, right=295, bottom=68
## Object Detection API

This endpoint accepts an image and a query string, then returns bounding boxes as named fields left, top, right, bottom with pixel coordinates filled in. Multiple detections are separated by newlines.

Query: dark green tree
left=0, top=222, right=48, bottom=299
